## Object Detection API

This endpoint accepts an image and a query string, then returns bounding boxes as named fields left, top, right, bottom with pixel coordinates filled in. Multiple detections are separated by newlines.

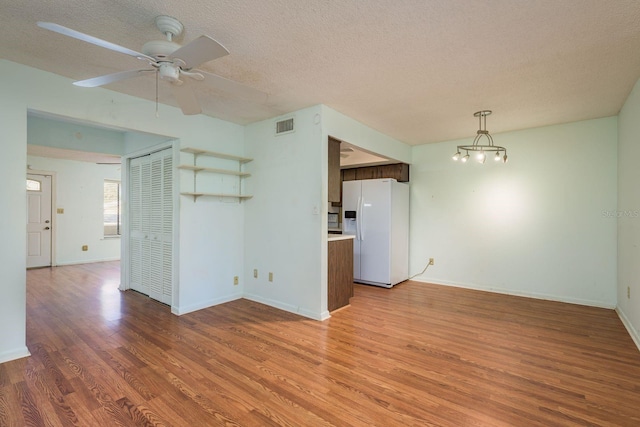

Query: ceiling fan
left=37, top=16, right=266, bottom=115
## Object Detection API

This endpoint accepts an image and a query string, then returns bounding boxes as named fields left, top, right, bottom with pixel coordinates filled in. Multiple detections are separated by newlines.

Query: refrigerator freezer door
left=359, top=179, right=391, bottom=285
left=342, top=180, right=362, bottom=280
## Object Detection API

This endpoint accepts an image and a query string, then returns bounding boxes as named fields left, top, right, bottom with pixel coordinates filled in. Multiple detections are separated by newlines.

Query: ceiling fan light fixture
left=452, top=111, right=508, bottom=166
left=158, top=63, right=180, bottom=82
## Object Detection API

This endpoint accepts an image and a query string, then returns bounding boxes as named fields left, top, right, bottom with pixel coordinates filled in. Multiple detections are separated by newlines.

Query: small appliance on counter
left=328, top=212, right=341, bottom=233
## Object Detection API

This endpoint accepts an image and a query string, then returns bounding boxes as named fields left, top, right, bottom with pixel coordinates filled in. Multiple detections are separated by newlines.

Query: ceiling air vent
left=275, top=117, right=295, bottom=135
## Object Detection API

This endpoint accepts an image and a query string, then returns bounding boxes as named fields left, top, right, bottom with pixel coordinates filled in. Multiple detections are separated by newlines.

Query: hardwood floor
left=1, top=262, right=639, bottom=426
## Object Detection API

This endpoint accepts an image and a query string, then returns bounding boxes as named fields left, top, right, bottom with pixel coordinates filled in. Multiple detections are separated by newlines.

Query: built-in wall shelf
left=180, top=147, right=253, bottom=202
left=181, top=192, right=253, bottom=200
left=177, top=164, right=251, bottom=177
left=181, top=147, right=253, bottom=164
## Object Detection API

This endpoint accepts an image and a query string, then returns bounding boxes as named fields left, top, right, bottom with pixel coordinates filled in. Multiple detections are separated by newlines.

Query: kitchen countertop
left=328, top=234, right=355, bottom=242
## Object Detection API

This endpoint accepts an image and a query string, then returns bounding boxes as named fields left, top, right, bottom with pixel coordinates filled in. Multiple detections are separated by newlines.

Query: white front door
left=26, top=174, right=52, bottom=268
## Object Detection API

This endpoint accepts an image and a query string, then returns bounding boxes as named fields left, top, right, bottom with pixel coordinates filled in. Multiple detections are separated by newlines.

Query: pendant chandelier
left=452, top=110, right=507, bottom=164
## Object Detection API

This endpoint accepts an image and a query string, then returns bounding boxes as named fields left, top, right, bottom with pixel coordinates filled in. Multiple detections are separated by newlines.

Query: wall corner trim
left=0, top=347, right=31, bottom=364
left=171, top=294, right=242, bottom=316
left=616, top=306, right=640, bottom=353
left=243, top=293, right=325, bottom=321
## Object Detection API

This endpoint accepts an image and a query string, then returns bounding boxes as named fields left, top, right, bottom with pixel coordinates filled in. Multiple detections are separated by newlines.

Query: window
left=104, top=180, right=121, bottom=237
left=26, top=179, right=41, bottom=191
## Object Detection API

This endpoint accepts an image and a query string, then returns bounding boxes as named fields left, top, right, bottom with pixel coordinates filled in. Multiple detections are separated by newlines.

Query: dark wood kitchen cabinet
left=342, top=163, right=409, bottom=182
left=332, top=162, right=410, bottom=206
left=342, top=168, right=357, bottom=181
left=328, top=237, right=354, bottom=311
left=328, top=137, right=341, bottom=202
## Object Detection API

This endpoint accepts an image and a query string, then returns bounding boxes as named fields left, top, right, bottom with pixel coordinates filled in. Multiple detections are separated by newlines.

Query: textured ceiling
left=2, top=0, right=640, bottom=145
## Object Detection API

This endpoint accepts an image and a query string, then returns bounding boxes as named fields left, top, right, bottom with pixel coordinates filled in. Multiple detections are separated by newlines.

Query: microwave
left=328, top=212, right=339, bottom=229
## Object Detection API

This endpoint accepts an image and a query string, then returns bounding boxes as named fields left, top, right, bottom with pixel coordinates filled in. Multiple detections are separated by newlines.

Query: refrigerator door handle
left=356, top=196, right=362, bottom=241
left=359, top=195, right=365, bottom=241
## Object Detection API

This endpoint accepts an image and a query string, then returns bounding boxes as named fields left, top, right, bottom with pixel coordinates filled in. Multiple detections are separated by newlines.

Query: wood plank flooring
left=1, top=261, right=639, bottom=426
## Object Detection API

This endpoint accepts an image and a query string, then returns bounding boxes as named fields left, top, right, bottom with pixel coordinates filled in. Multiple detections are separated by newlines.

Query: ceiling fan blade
left=199, top=71, right=267, bottom=103
left=37, top=22, right=155, bottom=62
left=172, top=82, right=202, bottom=115
left=73, top=69, right=156, bottom=87
left=169, top=35, right=229, bottom=69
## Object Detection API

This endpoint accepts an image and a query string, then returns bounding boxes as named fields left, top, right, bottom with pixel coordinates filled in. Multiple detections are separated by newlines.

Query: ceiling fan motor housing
left=142, top=40, right=181, bottom=59
left=158, top=63, right=180, bottom=82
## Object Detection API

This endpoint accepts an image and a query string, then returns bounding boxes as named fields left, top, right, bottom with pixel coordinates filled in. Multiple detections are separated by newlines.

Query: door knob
left=45, top=220, right=50, bottom=223
left=44, top=227, right=50, bottom=230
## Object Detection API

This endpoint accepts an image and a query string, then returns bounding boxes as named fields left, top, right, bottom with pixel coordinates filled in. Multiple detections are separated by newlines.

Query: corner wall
left=617, top=76, right=640, bottom=349
left=0, top=59, right=246, bottom=362
left=244, top=106, right=326, bottom=319
left=410, top=117, right=618, bottom=308
left=0, top=76, right=28, bottom=363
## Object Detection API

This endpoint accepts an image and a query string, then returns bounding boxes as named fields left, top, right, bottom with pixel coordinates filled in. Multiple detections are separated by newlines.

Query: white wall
left=617, top=76, right=640, bottom=349
left=124, top=131, right=173, bottom=154
left=28, top=115, right=125, bottom=155
left=244, top=106, right=326, bottom=319
left=0, top=59, right=246, bottom=361
left=27, top=155, right=121, bottom=265
left=0, top=74, right=28, bottom=363
left=242, top=106, right=412, bottom=320
left=410, top=117, right=618, bottom=308
left=321, top=105, right=412, bottom=164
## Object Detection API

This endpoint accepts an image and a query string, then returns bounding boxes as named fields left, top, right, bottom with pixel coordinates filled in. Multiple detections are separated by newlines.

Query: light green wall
left=0, top=67, right=28, bottom=363
left=244, top=106, right=327, bottom=318
left=410, top=117, right=618, bottom=307
left=28, top=115, right=125, bottom=155
left=321, top=105, right=411, bottom=163
left=617, top=75, right=640, bottom=348
left=0, top=59, right=247, bottom=362
left=27, top=155, right=122, bottom=265
left=3, top=57, right=638, bottom=364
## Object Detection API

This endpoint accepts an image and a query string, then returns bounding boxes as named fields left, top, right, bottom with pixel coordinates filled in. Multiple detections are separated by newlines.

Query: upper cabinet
left=342, top=163, right=410, bottom=183
left=328, top=137, right=341, bottom=202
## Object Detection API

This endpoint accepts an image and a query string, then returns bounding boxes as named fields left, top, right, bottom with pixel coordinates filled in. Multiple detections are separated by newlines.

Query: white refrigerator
left=342, top=178, right=409, bottom=288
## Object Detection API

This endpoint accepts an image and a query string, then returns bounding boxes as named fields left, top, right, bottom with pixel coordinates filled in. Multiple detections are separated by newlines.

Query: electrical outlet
left=628, top=286, right=631, bottom=299
left=82, top=245, right=88, bottom=251
left=253, top=269, right=258, bottom=278
left=269, top=272, right=273, bottom=282
left=429, top=258, right=434, bottom=266
left=234, top=276, right=239, bottom=286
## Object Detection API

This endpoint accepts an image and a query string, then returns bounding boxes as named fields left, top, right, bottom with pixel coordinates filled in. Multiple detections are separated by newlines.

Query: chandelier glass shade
left=453, top=110, right=507, bottom=164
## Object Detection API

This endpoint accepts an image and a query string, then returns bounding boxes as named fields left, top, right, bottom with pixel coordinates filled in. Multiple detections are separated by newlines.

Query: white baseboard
left=0, top=347, right=30, bottom=364
left=55, top=257, right=120, bottom=266
left=172, top=293, right=242, bottom=316
left=410, top=277, right=616, bottom=309
left=616, top=307, right=640, bottom=352
left=243, top=293, right=326, bottom=321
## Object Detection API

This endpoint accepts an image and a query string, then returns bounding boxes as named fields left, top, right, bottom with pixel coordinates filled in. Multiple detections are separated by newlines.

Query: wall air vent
left=275, top=117, right=295, bottom=135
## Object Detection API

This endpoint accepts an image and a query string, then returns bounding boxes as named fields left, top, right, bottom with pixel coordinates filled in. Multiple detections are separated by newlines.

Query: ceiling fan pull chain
left=155, top=70, right=159, bottom=118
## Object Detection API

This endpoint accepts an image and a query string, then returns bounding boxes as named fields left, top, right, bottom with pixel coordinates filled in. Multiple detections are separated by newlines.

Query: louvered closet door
left=129, top=148, right=173, bottom=305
